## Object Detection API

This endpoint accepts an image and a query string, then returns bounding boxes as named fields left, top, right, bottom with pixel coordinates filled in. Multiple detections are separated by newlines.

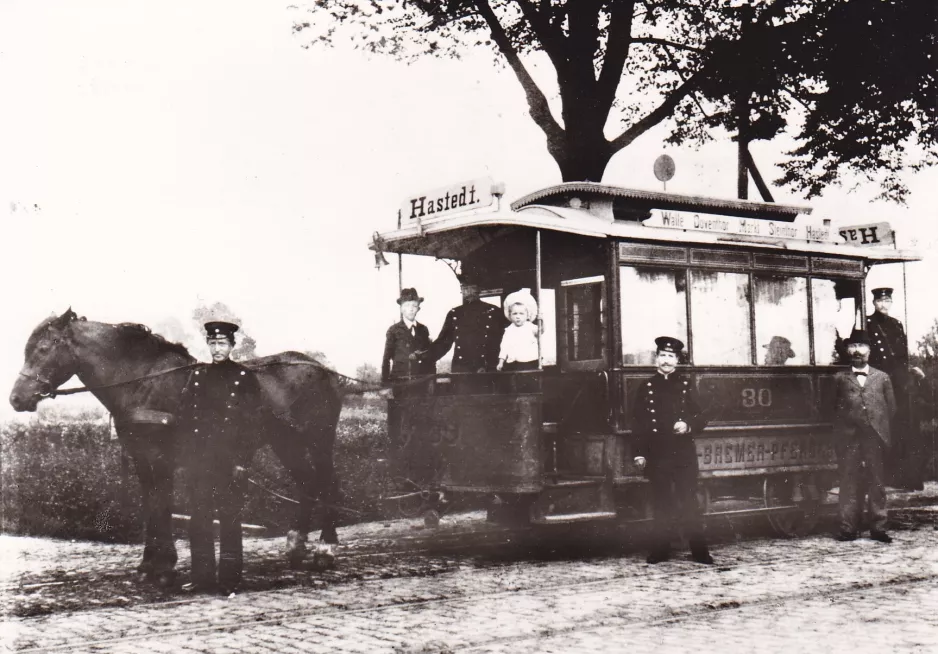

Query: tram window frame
left=616, top=243, right=865, bottom=367
left=689, top=269, right=753, bottom=366
left=558, top=276, right=606, bottom=371
left=753, top=274, right=810, bottom=366
left=619, top=265, right=688, bottom=366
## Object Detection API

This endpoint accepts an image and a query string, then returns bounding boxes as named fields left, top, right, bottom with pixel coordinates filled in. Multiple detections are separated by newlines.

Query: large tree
left=295, top=0, right=936, bottom=201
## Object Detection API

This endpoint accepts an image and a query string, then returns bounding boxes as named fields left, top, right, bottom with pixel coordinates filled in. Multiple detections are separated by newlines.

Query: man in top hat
left=382, top=288, right=435, bottom=393
left=833, top=329, right=896, bottom=543
left=865, top=287, right=923, bottom=490
left=429, top=276, right=508, bottom=374
left=180, top=320, right=264, bottom=593
left=632, top=336, right=713, bottom=565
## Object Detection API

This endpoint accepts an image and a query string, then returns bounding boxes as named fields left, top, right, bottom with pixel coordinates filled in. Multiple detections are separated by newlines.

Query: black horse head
left=10, top=308, right=82, bottom=411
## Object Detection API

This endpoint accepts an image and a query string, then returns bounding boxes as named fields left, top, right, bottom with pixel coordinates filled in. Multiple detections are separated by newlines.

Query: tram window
left=690, top=271, right=752, bottom=365
left=560, top=278, right=604, bottom=363
left=620, top=266, right=687, bottom=365
left=812, top=278, right=861, bottom=365
left=754, top=276, right=809, bottom=366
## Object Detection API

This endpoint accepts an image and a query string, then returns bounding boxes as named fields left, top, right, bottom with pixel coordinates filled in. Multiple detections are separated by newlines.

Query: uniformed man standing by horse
left=180, top=321, right=263, bottom=594
left=866, top=287, right=923, bottom=490
left=632, top=337, right=713, bottom=565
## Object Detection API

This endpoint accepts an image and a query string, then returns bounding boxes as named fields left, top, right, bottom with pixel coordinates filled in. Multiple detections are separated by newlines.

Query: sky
left=1, top=0, right=936, bottom=417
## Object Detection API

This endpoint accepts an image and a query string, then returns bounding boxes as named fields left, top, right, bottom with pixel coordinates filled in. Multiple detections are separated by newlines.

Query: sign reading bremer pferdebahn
left=402, top=177, right=495, bottom=223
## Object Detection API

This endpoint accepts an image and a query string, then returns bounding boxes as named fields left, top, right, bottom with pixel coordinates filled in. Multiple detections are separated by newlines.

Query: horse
left=9, top=309, right=344, bottom=586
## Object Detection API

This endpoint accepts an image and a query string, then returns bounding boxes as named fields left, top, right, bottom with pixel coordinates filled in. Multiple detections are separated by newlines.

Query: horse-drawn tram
left=374, top=180, right=920, bottom=536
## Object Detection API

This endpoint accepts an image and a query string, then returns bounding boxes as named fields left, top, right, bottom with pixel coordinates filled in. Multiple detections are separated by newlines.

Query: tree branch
left=473, top=0, right=565, bottom=143
left=631, top=37, right=701, bottom=53
left=596, top=0, right=637, bottom=115
left=609, top=70, right=703, bottom=153
left=513, top=0, right=567, bottom=72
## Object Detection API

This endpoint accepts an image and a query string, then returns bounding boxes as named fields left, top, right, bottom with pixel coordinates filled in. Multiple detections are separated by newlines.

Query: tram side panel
left=387, top=391, right=544, bottom=495
left=617, top=370, right=840, bottom=485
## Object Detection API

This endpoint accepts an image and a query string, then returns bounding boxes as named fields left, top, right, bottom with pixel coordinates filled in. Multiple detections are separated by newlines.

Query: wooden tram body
left=374, top=182, right=919, bottom=534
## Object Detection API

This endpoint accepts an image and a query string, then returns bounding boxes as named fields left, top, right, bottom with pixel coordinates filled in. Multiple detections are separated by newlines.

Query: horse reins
left=20, top=363, right=201, bottom=399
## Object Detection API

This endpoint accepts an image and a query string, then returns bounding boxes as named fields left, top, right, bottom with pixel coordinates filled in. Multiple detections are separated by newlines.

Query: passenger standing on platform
left=180, top=321, right=263, bottom=594
left=429, top=277, right=507, bottom=373
left=834, top=330, right=896, bottom=544
left=866, top=287, right=923, bottom=490
left=381, top=288, right=434, bottom=393
left=632, top=337, right=713, bottom=565
left=496, top=290, right=539, bottom=372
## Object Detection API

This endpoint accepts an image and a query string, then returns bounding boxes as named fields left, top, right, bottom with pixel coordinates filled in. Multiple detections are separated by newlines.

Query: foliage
left=1, top=415, right=142, bottom=541
left=294, top=0, right=936, bottom=199
left=1, top=398, right=392, bottom=540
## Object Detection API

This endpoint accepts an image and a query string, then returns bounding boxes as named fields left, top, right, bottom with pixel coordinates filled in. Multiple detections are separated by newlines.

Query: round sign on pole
left=653, top=154, right=676, bottom=183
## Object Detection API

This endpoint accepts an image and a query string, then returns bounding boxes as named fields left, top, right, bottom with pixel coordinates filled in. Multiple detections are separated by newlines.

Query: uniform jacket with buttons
left=631, top=372, right=707, bottom=473
left=429, top=300, right=508, bottom=373
left=382, top=320, right=434, bottom=383
left=179, top=359, right=263, bottom=468
left=866, top=311, right=908, bottom=378
left=834, top=366, right=896, bottom=445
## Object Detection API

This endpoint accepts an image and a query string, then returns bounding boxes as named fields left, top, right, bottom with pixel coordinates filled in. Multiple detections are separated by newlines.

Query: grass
left=0, top=395, right=392, bottom=542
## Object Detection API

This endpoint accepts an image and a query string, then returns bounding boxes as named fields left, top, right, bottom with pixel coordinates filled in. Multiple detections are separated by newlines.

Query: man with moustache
left=180, top=321, right=263, bottom=594
left=834, top=330, right=896, bottom=543
left=632, top=336, right=713, bottom=565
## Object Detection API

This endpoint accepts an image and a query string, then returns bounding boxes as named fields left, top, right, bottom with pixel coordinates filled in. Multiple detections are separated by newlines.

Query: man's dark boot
left=646, top=550, right=671, bottom=564
left=870, top=531, right=892, bottom=543
left=690, top=546, right=714, bottom=565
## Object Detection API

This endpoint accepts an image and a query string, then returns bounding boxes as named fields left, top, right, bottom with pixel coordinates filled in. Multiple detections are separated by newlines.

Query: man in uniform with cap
left=866, top=287, right=922, bottom=489
left=632, top=336, right=713, bottom=565
left=180, top=320, right=263, bottom=593
left=834, top=329, right=896, bottom=543
left=428, top=277, right=508, bottom=374
left=382, top=288, right=435, bottom=394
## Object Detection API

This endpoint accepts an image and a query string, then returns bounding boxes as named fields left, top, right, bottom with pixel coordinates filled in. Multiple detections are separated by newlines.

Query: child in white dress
left=496, top=290, right=539, bottom=371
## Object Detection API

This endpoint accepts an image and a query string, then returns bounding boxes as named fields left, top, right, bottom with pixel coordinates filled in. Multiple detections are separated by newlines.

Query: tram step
left=532, top=511, right=619, bottom=525
left=531, top=478, right=615, bottom=522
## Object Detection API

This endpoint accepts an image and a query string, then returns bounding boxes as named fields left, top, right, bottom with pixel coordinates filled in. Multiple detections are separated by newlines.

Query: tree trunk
left=550, top=131, right=614, bottom=183
left=736, top=89, right=749, bottom=200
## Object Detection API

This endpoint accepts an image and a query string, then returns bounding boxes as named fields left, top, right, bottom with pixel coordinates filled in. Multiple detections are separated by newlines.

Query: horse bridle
left=17, top=370, right=57, bottom=398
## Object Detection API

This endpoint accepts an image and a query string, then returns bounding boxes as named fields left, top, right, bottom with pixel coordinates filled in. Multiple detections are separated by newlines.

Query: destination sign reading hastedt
left=644, top=209, right=833, bottom=243
left=402, top=177, right=495, bottom=223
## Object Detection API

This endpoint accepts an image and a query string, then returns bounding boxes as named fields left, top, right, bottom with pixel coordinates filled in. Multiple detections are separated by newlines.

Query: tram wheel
left=763, top=476, right=820, bottom=537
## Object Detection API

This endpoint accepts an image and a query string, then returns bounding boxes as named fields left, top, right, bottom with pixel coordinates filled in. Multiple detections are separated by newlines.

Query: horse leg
left=148, top=430, right=178, bottom=588
left=309, top=435, right=339, bottom=571
left=124, top=434, right=157, bottom=578
left=125, top=428, right=178, bottom=586
left=268, top=430, right=316, bottom=569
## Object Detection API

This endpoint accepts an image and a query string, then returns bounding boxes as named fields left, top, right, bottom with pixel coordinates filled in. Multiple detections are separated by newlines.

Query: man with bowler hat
left=834, top=329, right=896, bottom=543
left=632, top=336, right=713, bottom=565
left=866, top=287, right=922, bottom=489
left=180, top=320, right=263, bottom=593
left=382, top=288, right=435, bottom=394
left=429, top=275, right=507, bottom=374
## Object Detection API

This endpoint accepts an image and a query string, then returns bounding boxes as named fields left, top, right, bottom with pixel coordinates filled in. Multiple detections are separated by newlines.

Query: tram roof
left=510, top=182, right=811, bottom=221
left=374, top=184, right=919, bottom=264
left=374, top=204, right=920, bottom=264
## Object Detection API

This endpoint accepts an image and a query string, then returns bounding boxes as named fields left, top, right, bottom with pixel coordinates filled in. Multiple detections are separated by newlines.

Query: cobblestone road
left=2, top=498, right=938, bottom=653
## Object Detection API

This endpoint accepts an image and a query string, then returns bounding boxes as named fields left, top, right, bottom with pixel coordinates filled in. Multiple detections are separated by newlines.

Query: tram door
left=543, top=275, right=610, bottom=476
